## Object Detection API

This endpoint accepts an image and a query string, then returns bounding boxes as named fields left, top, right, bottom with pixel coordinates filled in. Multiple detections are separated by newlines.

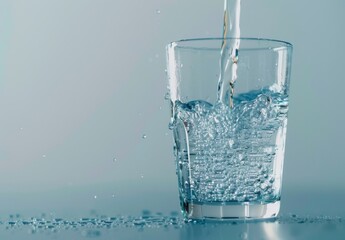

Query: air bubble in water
left=142, top=134, right=147, bottom=139
left=172, top=88, right=288, bottom=203
left=156, top=9, right=161, bottom=14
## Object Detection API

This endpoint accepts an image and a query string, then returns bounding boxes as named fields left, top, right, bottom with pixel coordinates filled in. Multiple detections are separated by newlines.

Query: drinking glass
left=166, top=38, right=293, bottom=221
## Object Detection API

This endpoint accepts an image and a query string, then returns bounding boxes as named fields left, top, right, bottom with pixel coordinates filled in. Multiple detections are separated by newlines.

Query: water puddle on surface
left=1, top=211, right=184, bottom=235
left=2, top=212, right=344, bottom=236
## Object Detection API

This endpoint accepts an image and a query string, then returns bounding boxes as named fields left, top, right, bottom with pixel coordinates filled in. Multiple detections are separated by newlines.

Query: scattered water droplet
left=155, top=53, right=159, bottom=58
left=42, top=155, right=46, bottom=158
left=142, top=134, right=147, bottom=139
left=113, top=157, right=117, bottom=162
left=112, top=194, right=116, bottom=198
left=94, top=195, right=97, bottom=199
left=156, top=9, right=161, bottom=14
left=140, top=174, right=144, bottom=179
left=180, top=63, right=184, bottom=68
left=142, top=210, right=151, bottom=216
left=82, top=229, right=101, bottom=237
left=164, top=92, right=170, bottom=100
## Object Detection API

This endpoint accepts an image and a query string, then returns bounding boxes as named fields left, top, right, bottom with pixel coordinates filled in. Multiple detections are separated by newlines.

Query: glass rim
left=167, top=37, right=293, bottom=50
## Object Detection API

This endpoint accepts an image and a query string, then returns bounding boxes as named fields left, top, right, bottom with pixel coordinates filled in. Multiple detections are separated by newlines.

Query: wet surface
left=0, top=187, right=344, bottom=239
left=1, top=212, right=345, bottom=239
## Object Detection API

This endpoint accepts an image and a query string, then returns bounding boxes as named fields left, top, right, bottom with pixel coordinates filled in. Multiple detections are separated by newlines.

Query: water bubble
left=228, top=139, right=234, bottom=147
left=180, top=63, right=184, bottom=68
left=164, top=92, right=170, bottom=100
left=42, top=155, right=46, bottom=158
left=156, top=9, right=161, bottom=14
left=142, top=134, right=147, bottom=139
left=94, top=195, right=97, bottom=199
left=260, top=108, right=267, bottom=118
left=112, top=194, right=116, bottom=198
left=113, top=157, right=117, bottom=162
left=140, top=174, right=144, bottom=179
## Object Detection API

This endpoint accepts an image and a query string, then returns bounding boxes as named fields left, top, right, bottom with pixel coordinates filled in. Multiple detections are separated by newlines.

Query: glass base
left=183, top=201, right=280, bottom=221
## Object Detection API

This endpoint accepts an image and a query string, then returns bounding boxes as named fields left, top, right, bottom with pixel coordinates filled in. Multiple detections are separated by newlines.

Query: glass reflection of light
left=262, top=221, right=282, bottom=240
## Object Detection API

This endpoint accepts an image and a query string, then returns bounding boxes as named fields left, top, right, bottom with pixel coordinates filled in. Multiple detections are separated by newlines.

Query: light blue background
left=0, top=0, right=344, bottom=217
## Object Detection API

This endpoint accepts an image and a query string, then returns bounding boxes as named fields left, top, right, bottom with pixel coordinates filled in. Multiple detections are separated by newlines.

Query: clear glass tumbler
left=166, top=38, right=293, bottom=221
